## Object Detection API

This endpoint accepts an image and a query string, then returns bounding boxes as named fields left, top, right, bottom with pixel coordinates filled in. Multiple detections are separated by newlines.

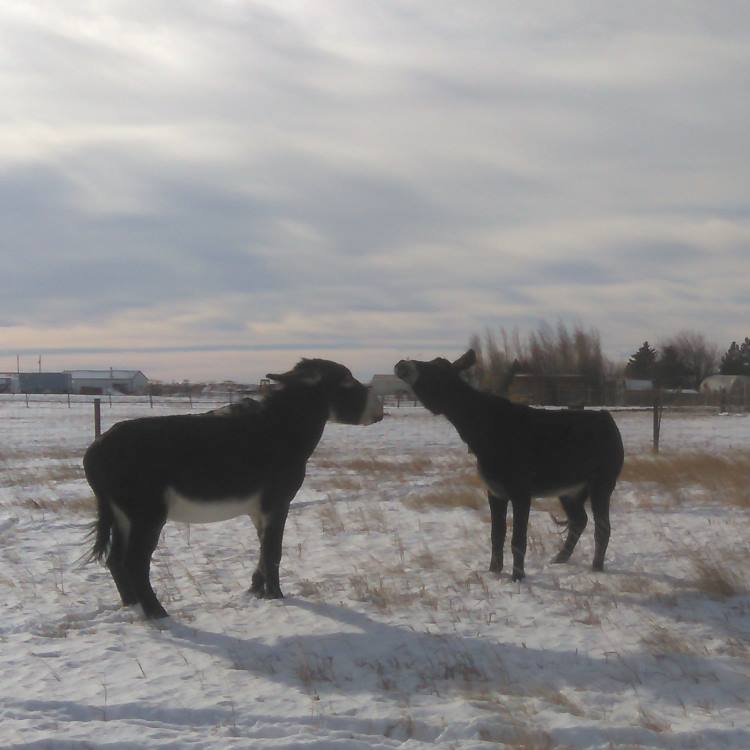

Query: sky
left=1, top=1, right=749, bottom=383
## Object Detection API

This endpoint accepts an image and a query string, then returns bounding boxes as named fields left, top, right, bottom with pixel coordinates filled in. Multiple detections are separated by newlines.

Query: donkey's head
left=267, top=359, right=383, bottom=425
left=394, top=350, right=476, bottom=415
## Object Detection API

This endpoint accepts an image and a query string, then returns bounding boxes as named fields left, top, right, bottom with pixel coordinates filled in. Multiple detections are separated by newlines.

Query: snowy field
left=1, top=397, right=748, bottom=749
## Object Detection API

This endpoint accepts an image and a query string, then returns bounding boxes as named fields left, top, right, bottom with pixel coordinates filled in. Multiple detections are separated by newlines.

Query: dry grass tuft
left=535, top=687, right=586, bottom=717
left=348, top=574, right=395, bottom=611
left=642, top=623, right=705, bottom=658
left=296, top=652, right=335, bottom=688
left=689, top=556, right=745, bottom=599
left=638, top=706, right=671, bottom=733
left=317, top=498, right=346, bottom=535
left=622, top=451, right=750, bottom=507
left=297, top=579, right=323, bottom=598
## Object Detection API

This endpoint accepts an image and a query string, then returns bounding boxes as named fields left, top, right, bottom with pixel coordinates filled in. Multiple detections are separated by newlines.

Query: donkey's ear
left=452, top=349, right=477, bottom=372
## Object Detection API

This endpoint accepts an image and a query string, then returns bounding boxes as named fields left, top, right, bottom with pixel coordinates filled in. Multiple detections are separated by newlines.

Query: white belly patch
left=478, top=472, right=585, bottom=500
left=165, top=487, right=263, bottom=526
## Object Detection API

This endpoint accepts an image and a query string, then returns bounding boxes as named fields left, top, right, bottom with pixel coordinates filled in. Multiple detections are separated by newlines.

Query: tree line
left=469, top=322, right=750, bottom=395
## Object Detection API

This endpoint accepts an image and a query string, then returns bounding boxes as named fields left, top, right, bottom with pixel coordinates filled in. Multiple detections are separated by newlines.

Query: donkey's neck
left=264, top=386, right=329, bottom=459
left=439, top=381, right=498, bottom=448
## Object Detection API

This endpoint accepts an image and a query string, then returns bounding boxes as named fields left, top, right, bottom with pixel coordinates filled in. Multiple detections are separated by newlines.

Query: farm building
left=66, top=370, right=149, bottom=395
left=0, top=374, right=18, bottom=393
left=507, top=373, right=591, bottom=406
left=370, top=374, right=415, bottom=402
left=18, top=372, right=73, bottom=394
left=700, top=374, right=750, bottom=410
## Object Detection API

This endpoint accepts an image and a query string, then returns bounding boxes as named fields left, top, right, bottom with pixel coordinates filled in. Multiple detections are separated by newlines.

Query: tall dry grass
left=622, top=451, right=750, bottom=507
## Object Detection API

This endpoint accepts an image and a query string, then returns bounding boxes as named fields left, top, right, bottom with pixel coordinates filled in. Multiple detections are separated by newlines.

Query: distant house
left=18, top=372, right=73, bottom=394
left=67, top=369, right=149, bottom=395
left=700, top=374, right=750, bottom=409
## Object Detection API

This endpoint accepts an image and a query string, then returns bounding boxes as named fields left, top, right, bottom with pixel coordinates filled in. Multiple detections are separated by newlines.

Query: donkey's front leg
left=257, top=502, right=291, bottom=599
left=488, top=493, right=508, bottom=574
left=510, top=495, right=531, bottom=582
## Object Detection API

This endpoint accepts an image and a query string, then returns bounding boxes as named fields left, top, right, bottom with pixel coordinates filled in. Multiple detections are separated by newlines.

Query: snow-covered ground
left=1, top=398, right=748, bottom=749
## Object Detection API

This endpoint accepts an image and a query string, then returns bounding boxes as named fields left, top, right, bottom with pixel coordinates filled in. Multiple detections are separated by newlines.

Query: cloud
left=1, top=1, right=748, bottom=379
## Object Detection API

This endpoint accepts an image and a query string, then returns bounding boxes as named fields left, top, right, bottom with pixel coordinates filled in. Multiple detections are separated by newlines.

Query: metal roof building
left=66, top=369, right=149, bottom=395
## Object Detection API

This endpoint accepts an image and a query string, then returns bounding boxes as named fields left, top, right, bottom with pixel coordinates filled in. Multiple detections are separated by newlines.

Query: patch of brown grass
left=0, top=464, right=84, bottom=488
left=25, top=494, right=95, bottom=514
left=622, top=451, right=750, bottom=507
left=312, top=454, right=434, bottom=476
left=0, top=447, right=83, bottom=463
left=309, top=475, right=362, bottom=492
left=405, top=472, right=487, bottom=513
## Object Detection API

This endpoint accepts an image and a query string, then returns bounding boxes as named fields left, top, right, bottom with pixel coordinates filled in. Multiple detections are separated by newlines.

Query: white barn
left=67, top=369, right=149, bottom=396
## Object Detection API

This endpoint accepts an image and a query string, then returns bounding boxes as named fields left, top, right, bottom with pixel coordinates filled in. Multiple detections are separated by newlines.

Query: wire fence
left=0, top=392, right=242, bottom=410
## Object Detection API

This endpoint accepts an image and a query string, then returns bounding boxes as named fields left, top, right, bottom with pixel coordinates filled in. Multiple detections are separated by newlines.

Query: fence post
left=67, top=391, right=71, bottom=408
left=149, top=388, right=153, bottom=409
left=25, top=393, right=29, bottom=408
left=652, top=389, right=662, bottom=454
left=94, top=398, right=102, bottom=438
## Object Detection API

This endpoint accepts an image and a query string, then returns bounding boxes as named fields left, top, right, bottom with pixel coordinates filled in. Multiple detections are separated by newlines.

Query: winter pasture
left=1, top=396, right=748, bottom=749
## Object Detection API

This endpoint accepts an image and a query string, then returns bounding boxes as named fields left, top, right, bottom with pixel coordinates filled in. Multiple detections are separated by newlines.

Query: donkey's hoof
left=551, top=553, right=570, bottom=564
left=511, top=570, right=525, bottom=582
left=143, top=606, right=170, bottom=620
left=592, top=561, right=605, bottom=572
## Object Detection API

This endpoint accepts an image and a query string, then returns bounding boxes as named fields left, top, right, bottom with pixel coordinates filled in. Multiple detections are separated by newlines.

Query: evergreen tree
left=654, top=345, right=690, bottom=388
left=625, top=341, right=657, bottom=380
left=720, top=337, right=750, bottom=376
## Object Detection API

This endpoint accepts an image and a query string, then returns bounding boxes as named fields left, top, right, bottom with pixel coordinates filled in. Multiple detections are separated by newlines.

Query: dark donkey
left=395, top=351, right=623, bottom=581
left=84, top=359, right=383, bottom=619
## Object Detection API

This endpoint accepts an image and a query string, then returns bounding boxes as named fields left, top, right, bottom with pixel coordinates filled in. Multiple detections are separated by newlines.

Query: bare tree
left=470, top=321, right=608, bottom=400
left=659, top=331, right=719, bottom=390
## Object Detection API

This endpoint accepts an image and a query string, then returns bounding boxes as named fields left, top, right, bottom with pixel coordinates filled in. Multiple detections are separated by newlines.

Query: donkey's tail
left=83, top=445, right=113, bottom=564
left=552, top=491, right=588, bottom=532
left=87, top=492, right=113, bottom=563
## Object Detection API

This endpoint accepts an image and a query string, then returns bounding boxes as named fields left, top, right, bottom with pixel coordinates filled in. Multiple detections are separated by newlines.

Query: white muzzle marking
left=360, top=389, right=384, bottom=425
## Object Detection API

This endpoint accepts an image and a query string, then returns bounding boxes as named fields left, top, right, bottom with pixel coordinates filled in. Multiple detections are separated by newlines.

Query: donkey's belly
left=478, top=469, right=585, bottom=500
left=165, top=487, right=262, bottom=524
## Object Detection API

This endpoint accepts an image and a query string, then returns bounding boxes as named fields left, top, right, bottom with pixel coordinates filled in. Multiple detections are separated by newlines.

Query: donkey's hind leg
left=590, top=480, right=614, bottom=571
left=124, top=516, right=168, bottom=619
left=107, top=520, right=137, bottom=606
left=552, top=488, right=589, bottom=564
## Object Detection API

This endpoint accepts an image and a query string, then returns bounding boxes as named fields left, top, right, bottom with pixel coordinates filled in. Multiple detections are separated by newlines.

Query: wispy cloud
left=1, top=1, right=748, bottom=379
